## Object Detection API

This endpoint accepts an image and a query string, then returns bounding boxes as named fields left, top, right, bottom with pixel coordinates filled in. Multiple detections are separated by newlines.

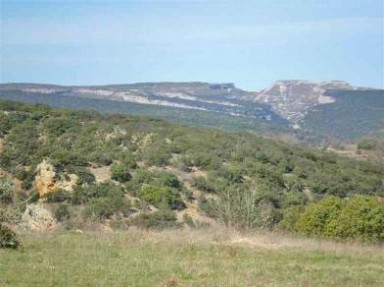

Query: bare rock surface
left=21, top=204, right=57, bottom=231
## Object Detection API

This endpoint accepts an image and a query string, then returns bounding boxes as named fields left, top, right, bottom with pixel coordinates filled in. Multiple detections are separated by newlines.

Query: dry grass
left=1, top=227, right=383, bottom=287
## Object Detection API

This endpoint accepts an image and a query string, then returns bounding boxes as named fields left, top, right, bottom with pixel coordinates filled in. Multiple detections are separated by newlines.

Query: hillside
left=302, top=89, right=384, bottom=140
left=1, top=100, right=384, bottom=244
left=1, top=81, right=383, bottom=143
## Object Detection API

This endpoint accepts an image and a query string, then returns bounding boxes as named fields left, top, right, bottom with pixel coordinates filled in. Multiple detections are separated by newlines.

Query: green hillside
left=302, top=90, right=384, bottom=141
left=1, top=100, right=384, bottom=244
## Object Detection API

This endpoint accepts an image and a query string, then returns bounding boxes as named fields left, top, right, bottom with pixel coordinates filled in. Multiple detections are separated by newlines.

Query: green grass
left=1, top=229, right=383, bottom=287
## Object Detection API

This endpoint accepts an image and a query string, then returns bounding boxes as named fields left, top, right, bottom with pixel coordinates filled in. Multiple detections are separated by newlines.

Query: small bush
left=330, top=196, right=384, bottom=241
left=111, top=163, right=132, bottom=183
left=183, top=213, right=194, bottom=227
left=143, top=145, right=172, bottom=167
left=0, top=179, right=13, bottom=204
left=295, top=196, right=344, bottom=237
left=44, top=189, right=70, bottom=203
left=157, top=172, right=181, bottom=189
left=84, top=192, right=131, bottom=221
left=0, top=224, right=20, bottom=249
left=294, top=195, right=384, bottom=242
left=15, top=169, right=35, bottom=190
left=191, top=176, right=216, bottom=193
left=65, top=166, right=95, bottom=186
left=280, top=206, right=305, bottom=231
left=357, top=139, right=377, bottom=150
left=139, top=184, right=184, bottom=210
left=133, top=208, right=180, bottom=229
left=54, top=204, right=71, bottom=222
left=70, top=182, right=123, bottom=205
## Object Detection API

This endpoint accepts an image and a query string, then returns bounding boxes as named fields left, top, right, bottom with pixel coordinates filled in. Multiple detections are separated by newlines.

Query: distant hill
left=1, top=80, right=383, bottom=143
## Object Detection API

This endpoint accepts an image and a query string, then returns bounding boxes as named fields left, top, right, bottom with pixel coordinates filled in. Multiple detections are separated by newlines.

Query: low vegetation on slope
left=302, top=90, right=384, bottom=141
left=0, top=100, right=384, bottom=243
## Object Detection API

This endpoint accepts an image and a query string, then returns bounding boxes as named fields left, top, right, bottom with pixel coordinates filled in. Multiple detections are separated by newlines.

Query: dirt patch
left=89, top=166, right=112, bottom=183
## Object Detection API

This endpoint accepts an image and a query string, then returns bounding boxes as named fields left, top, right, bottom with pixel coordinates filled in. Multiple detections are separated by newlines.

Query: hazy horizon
left=1, top=0, right=383, bottom=90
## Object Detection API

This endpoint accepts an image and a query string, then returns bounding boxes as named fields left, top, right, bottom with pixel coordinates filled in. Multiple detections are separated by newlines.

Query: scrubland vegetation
left=1, top=99, right=384, bottom=286
left=1, top=100, right=384, bottom=243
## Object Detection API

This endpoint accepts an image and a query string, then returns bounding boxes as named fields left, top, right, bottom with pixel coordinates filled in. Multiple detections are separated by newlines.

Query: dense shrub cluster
left=281, top=196, right=384, bottom=242
left=133, top=207, right=180, bottom=229
left=0, top=223, right=20, bottom=249
left=0, top=209, right=20, bottom=249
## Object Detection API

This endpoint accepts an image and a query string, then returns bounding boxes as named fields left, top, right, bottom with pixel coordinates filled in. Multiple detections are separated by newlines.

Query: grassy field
left=1, top=228, right=383, bottom=287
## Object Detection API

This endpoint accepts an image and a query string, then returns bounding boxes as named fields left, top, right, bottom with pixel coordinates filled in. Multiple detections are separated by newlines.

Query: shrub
left=121, top=155, right=138, bottom=169
left=0, top=179, right=13, bottom=204
left=84, top=191, right=131, bottom=221
left=294, top=195, right=384, bottom=241
left=42, top=117, right=77, bottom=137
left=133, top=207, right=179, bottom=229
left=280, top=205, right=305, bottom=231
left=281, top=191, right=308, bottom=208
left=295, top=196, right=344, bottom=237
left=0, top=224, right=20, bottom=249
left=70, top=182, right=125, bottom=205
left=157, top=172, right=181, bottom=189
left=111, top=163, right=132, bottom=183
left=54, top=204, right=71, bottom=222
left=0, top=113, right=11, bottom=136
left=139, top=184, right=183, bottom=210
left=199, top=186, right=260, bottom=229
left=44, top=189, right=70, bottom=203
left=183, top=213, right=194, bottom=227
left=191, top=176, right=216, bottom=193
left=15, top=169, right=35, bottom=190
left=357, top=139, right=377, bottom=150
left=330, top=196, right=384, bottom=241
left=73, top=167, right=95, bottom=185
left=28, top=190, right=40, bottom=203
left=143, top=145, right=172, bottom=166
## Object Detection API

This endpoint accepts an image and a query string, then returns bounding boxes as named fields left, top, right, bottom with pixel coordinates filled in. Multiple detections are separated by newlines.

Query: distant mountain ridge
left=1, top=80, right=383, bottom=143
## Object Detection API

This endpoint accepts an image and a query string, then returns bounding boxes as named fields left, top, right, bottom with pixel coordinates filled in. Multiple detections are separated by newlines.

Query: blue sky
left=1, top=0, right=383, bottom=90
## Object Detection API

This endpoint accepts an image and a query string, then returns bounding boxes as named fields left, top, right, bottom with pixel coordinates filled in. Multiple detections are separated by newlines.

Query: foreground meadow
left=1, top=228, right=383, bottom=287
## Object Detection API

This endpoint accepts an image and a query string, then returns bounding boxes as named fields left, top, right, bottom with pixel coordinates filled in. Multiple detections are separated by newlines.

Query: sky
left=1, top=0, right=383, bottom=90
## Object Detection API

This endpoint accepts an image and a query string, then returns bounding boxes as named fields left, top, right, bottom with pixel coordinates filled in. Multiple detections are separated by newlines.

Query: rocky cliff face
left=255, top=80, right=358, bottom=125
left=0, top=82, right=282, bottom=125
left=35, top=160, right=77, bottom=197
left=35, top=161, right=58, bottom=197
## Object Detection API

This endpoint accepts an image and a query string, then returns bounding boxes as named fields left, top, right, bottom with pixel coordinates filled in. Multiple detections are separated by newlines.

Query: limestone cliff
left=35, top=160, right=78, bottom=197
left=35, top=160, right=58, bottom=197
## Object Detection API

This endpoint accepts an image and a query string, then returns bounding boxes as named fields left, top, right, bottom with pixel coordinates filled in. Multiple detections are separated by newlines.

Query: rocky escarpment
left=255, top=80, right=358, bottom=125
left=35, top=160, right=77, bottom=197
left=0, top=82, right=280, bottom=124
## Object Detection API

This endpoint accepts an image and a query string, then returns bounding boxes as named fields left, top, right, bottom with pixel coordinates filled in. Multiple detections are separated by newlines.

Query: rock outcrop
left=21, top=204, right=57, bottom=231
left=35, top=160, right=78, bottom=197
left=35, top=160, right=58, bottom=197
left=255, top=80, right=352, bottom=124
